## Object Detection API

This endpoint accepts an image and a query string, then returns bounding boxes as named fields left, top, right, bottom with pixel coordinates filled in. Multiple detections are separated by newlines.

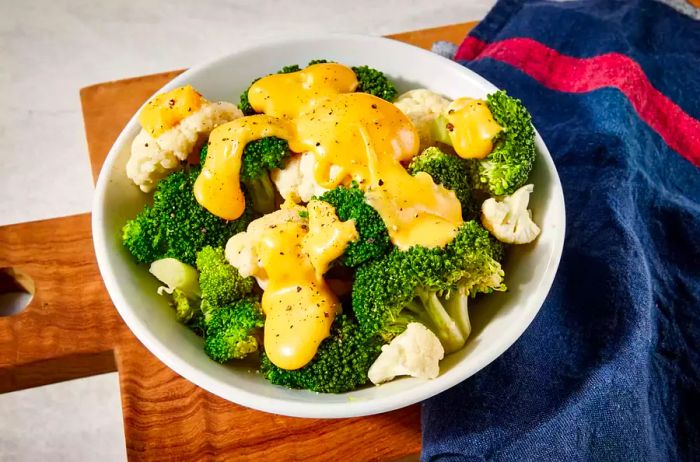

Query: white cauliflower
left=271, top=151, right=344, bottom=203
left=481, top=184, right=541, bottom=244
left=225, top=206, right=306, bottom=290
left=394, top=89, right=451, bottom=150
left=127, top=101, right=242, bottom=192
left=368, top=322, right=445, bottom=385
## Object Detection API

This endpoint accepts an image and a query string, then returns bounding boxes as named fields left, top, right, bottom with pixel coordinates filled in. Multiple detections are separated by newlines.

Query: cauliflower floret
left=127, top=101, right=242, bottom=192
left=368, top=322, right=445, bottom=385
left=394, top=89, right=451, bottom=150
left=481, top=184, right=541, bottom=244
left=271, top=152, right=345, bottom=203
left=225, top=206, right=307, bottom=290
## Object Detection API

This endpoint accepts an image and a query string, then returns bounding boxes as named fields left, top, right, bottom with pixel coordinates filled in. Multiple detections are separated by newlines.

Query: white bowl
left=92, top=34, right=565, bottom=418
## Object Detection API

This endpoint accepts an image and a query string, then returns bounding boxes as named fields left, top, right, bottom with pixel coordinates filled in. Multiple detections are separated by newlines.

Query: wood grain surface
left=0, top=21, right=475, bottom=461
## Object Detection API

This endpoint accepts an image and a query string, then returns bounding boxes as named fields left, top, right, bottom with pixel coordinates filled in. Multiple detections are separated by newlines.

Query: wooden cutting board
left=0, top=22, right=475, bottom=461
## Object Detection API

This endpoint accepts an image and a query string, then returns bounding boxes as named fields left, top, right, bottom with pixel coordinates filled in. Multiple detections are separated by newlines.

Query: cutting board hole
left=0, top=267, right=35, bottom=316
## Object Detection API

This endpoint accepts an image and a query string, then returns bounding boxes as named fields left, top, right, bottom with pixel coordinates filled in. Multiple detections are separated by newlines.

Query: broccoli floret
left=204, top=298, right=264, bottom=363
left=432, top=91, right=536, bottom=196
left=478, top=90, right=536, bottom=196
left=171, top=288, right=202, bottom=324
left=317, top=184, right=391, bottom=267
left=238, top=64, right=302, bottom=115
left=195, top=246, right=255, bottom=315
left=122, top=216, right=163, bottom=264
left=260, top=314, right=382, bottom=393
left=279, top=64, right=302, bottom=74
left=195, top=246, right=261, bottom=361
left=352, top=221, right=505, bottom=353
left=200, top=137, right=291, bottom=214
left=318, top=61, right=398, bottom=102
left=409, top=147, right=477, bottom=219
left=241, top=137, right=291, bottom=214
left=122, top=167, right=253, bottom=266
left=351, top=65, right=398, bottom=102
left=199, top=143, right=208, bottom=165
left=147, top=258, right=204, bottom=334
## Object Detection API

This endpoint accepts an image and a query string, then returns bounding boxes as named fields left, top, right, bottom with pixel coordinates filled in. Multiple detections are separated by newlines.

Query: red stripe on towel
left=456, top=36, right=700, bottom=167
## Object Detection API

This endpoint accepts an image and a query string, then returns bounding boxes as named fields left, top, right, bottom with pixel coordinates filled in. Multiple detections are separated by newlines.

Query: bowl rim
left=92, top=32, right=566, bottom=418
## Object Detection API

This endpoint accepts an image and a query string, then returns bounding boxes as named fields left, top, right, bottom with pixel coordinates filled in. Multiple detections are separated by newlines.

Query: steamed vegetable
left=201, top=137, right=292, bottom=214
left=408, top=146, right=477, bottom=219
left=149, top=257, right=203, bottom=327
left=317, top=184, right=391, bottom=267
left=352, top=221, right=505, bottom=353
left=481, top=184, right=541, bottom=244
left=368, top=322, right=445, bottom=384
left=351, top=65, right=398, bottom=102
left=260, top=314, right=382, bottom=393
left=433, top=91, right=536, bottom=196
left=204, top=298, right=264, bottom=363
left=122, top=166, right=253, bottom=266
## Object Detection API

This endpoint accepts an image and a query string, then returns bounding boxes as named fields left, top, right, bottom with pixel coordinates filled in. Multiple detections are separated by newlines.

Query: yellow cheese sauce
left=446, top=97, right=502, bottom=159
left=198, top=63, right=463, bottom=248
left=357, top=125, right=462, bottom=249
left=194, top=115, right=291, bottom=220
left=257, top=219, right=342, bottom=370
left=138, top=85, right=205, bottom=138
left=303, top=200, right=359, bottom=278
left=227, top=202, right=356, bottom=369
left=249, top=63, right=358, bottom=119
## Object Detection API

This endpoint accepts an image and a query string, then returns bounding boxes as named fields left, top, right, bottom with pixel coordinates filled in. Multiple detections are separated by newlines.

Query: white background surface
left=0, top=0, right=494, bottom=460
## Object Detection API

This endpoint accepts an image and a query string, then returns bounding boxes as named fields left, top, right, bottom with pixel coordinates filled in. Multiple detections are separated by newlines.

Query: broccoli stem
left=244, top=174, right=276, bottom=215
left=444, top=288, right=471, bottom=344
left=415, top=288, right=468, bottom=353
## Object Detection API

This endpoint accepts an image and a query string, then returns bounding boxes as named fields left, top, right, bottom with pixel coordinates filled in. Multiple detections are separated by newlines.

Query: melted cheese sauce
left=226, top=202, right=356, bottom=369
left=304, top=200, right=359, bottom=278
left=194, top=115, right=291, bottom=220
left=198, top=63, right=463, bottom=248
left=256, top=215, right=342, bottom=370
left=446, top=97, right=502, bottom=159
left=249, top=63, right=358, bottom=119
left=138, top=85, right=205, bottom=138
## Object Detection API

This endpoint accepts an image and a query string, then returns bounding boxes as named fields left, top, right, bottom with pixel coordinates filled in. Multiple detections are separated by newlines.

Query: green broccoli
left=260, top=314, right=382, bottom=393
left=351, top=65, right=398, bottom=101
left=433, top=91, right=536, bottom=196
left=122, top=167, right=253, bottom=266
left=201, top=136, right=291, bottom=215
left=195, top=246, right=262, bottom=361
left=317, top=184, right=391, bottom=267
left=204, top=298, right=264, bottom=363
left=199, top=143, right=208, bottom=165
left=307, top=59, right=330, bottom=66
left=195, top=245, right=255, bottom=317
left=352, top=221, right=505, bottom=353
left=408, top=146, right=477, bottom=219
left=306, top=60, right=398, bottom=101
left=479, top=91, right=536, bottom=196
left=171, top=289, right=202, bottom=325
left=148, top=257, right=204, bottom=331
left=240, top=137, right=290, bottom=214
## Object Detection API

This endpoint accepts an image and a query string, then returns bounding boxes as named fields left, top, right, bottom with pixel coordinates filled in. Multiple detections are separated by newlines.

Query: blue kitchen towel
left=421, top=1, right=700, bottom=461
